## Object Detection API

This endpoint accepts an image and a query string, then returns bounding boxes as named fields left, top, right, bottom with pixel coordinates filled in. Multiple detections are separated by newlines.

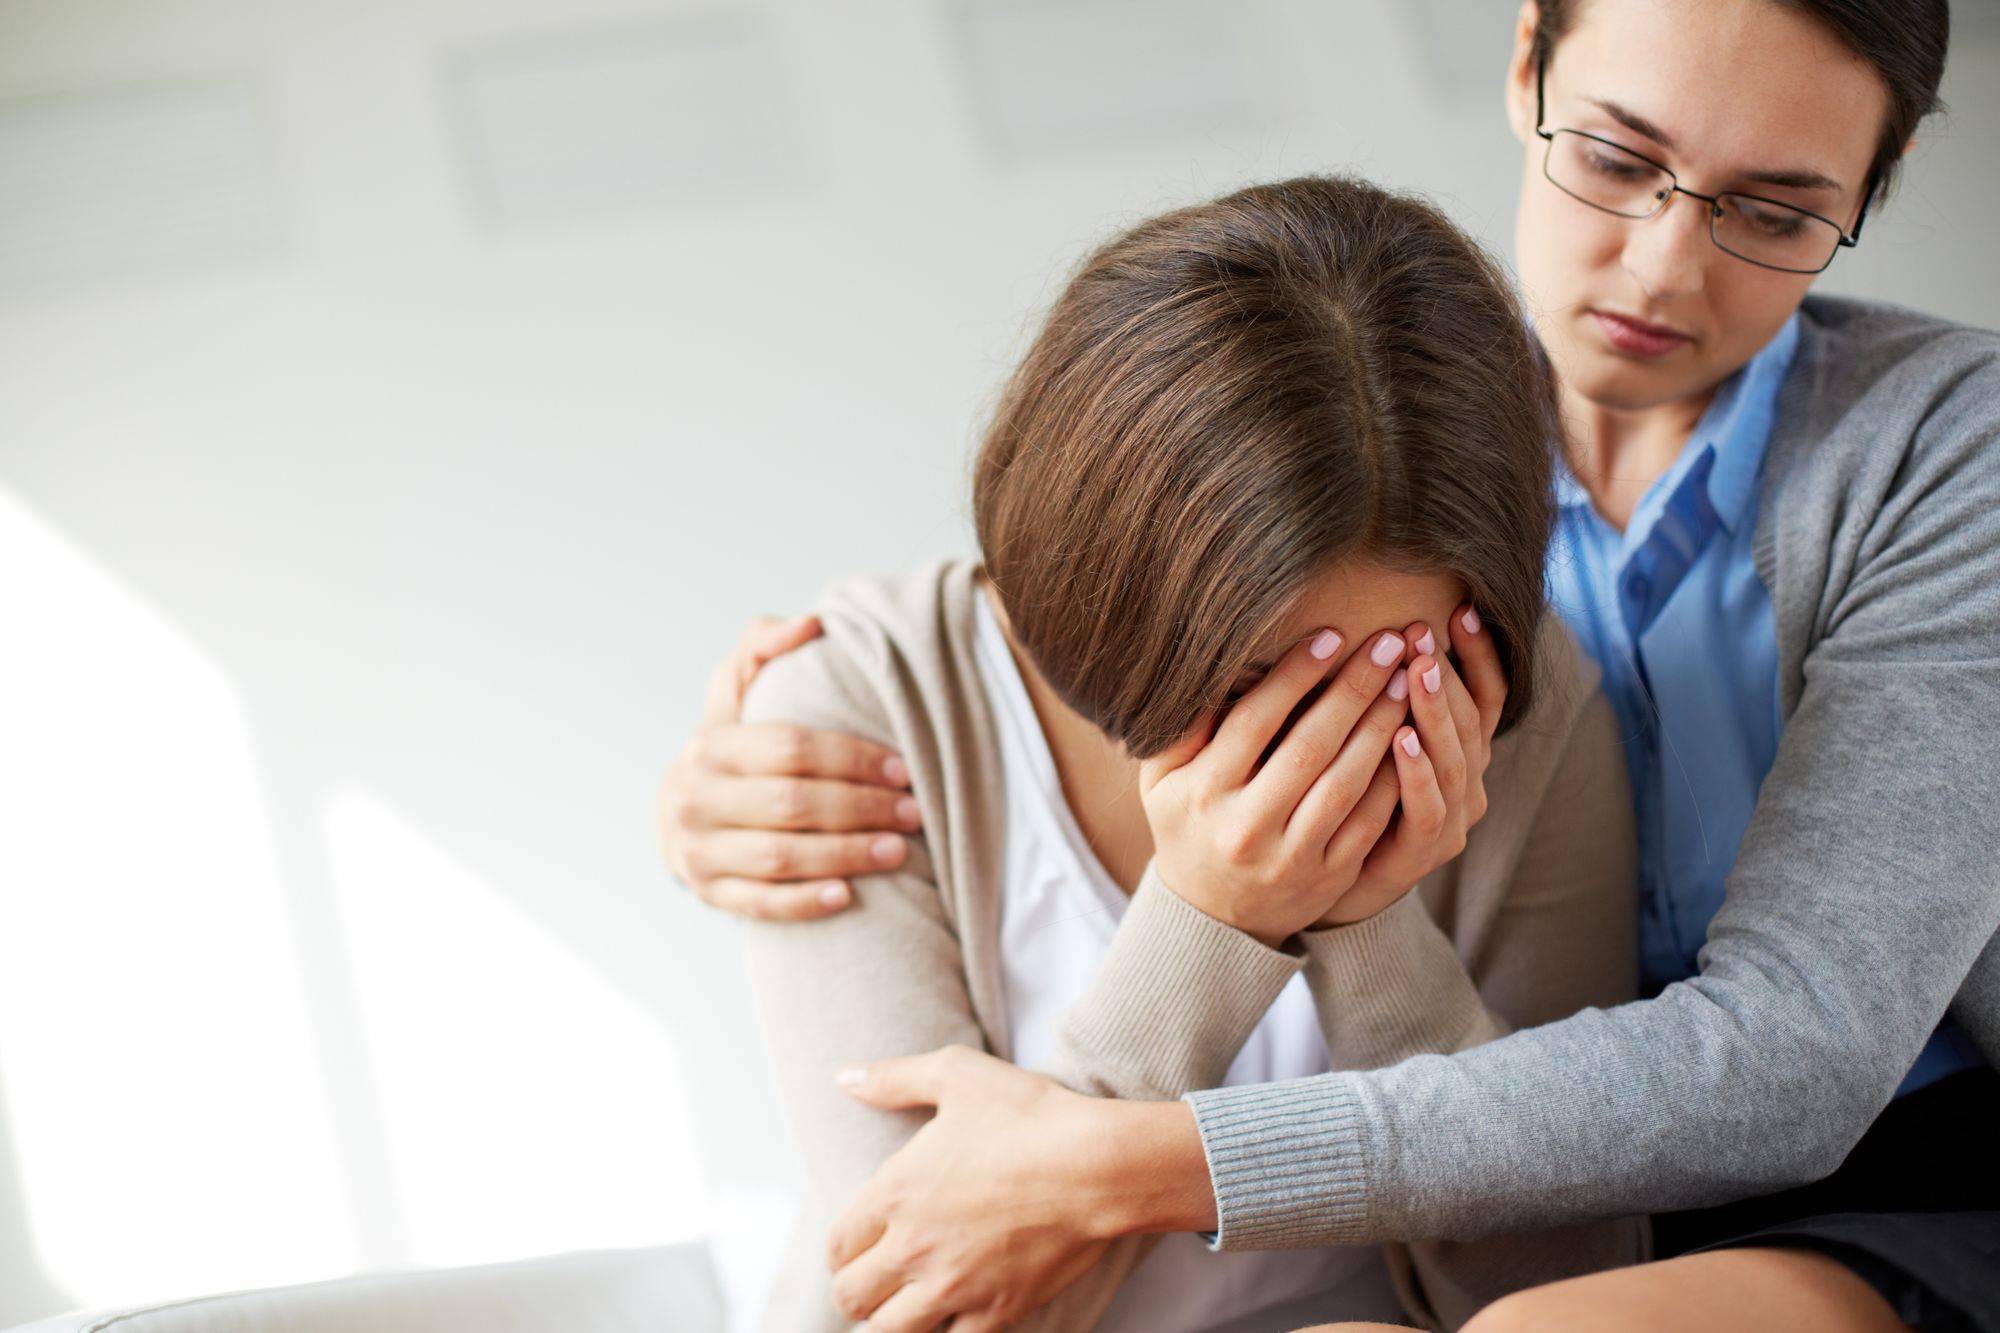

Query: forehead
left=1553, top=0, right=1885, bottom=193
left=1268, top=562, right=1463, bottom=653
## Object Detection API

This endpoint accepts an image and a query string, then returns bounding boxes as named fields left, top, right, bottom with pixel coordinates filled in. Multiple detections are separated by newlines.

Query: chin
left=1567, top=349, right=1703, bottom=413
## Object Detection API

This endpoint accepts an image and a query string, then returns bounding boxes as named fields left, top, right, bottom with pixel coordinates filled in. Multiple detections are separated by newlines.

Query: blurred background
left=2, top=0, right=1997, bottom=1327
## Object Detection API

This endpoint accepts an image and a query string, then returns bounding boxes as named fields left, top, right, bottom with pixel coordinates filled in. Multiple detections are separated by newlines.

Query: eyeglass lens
left=1544, top=130, right=1842, bottom=273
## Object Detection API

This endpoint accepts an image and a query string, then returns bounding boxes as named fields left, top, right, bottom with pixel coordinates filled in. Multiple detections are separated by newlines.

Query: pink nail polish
left=1387, top=668, right=1409, bottom=701
left=1461, top=607, right=1482, bottom=635
left=1400, top=731, right=1422, bottom=758
left=1371, top=634, right=1404, bottom=667
left=1310, top=629, right=1342, bottom=660
left=1415, top=628, right=1435, bottom=657
left=1423, top=664, right=1442, bottom=695
left=895, top=796, right=922, bottom=827
left=836, top=1066, right=868, bottom=1088
left=871, top=835, right=903, bottom=865
left=819, top=883, right=850, bottom=907
left=882, top=755, right=911, bottom=785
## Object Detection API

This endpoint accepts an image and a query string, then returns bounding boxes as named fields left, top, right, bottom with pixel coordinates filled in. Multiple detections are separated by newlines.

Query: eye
left=1585, top=148, right=1650, bottom=180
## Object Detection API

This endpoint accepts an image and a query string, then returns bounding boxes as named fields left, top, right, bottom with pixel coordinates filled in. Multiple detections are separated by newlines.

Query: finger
left=1321, top=754, right=1403, bottom=873
left=691, top=773, right=924, bottom=835
left=860, top=1280, right=955, bottom=1333
left=1253, top=631, right=1407, bottom=817
left=1431, top=648, right=1488, bottom=774
left=1359, top=726, right=1449, bottom=885
left=943, top=1313, right=1010, bottom=1333
left=1202, top=628, right=1349, bottom=784
left=698, top=722, right=912, bottom=787
left=1448, top=603, right=1508, bottom=744
left=692, top=875, right=853, bottom=921
left=1283, top=681, right=1406, bottom=844
left=682, top=828, right=909, bottom=884
left=1406, top=651, right=1467, bottom=808
left=699, top=615, right=821, bottom=728
left=1137, top=708, right=1218, bottom=793
left=834, top=1045, right=965, bottom=1111
left=828, top=1186, right=891, bottom=1271
left=739, top=612, right=823, bottom=667
left=830, top=1242, right=908, bottom=1324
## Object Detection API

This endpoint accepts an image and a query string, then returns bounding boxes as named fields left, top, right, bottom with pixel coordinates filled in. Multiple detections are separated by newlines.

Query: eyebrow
left=1585, top=96, right=1844, bottom=193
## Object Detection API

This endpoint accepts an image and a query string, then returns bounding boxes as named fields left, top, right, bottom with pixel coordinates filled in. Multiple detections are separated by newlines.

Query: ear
left=1503, top=1, right=1542, bottom=146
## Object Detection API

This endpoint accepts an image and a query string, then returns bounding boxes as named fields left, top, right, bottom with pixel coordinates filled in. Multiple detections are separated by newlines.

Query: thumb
left=834, top=1045, right=966, bottom=1110
left=1138, top=708, right=1217, bottom=791
left=698, top=614, right=824, bottom=728
left=742, top=613, right=823, bottom=670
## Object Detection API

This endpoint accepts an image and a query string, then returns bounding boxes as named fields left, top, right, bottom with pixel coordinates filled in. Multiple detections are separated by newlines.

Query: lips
left=1590, top=309, right=1693, bottom=359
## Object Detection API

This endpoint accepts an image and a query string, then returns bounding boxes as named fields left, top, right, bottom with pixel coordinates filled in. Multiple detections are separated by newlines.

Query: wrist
left=1075, top=1097, right=1217, bottom=1238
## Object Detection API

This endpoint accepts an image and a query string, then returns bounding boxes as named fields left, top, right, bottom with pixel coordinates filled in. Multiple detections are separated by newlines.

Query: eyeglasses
left=1534, top=56, right=1870, bottom=275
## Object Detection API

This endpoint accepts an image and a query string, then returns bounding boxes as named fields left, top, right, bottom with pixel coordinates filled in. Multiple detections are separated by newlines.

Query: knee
left=1464, top=1285, right=1586, bottom=1333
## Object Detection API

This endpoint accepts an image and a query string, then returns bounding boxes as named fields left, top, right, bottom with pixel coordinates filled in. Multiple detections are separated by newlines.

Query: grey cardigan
left=1187, top=293, right=2000, bottom=1249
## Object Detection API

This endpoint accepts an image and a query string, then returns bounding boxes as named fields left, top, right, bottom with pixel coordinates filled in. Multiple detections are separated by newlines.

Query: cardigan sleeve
left=736, top=623, right=1308, bottom=1333
left=1286, top=684, right=1644, bottom=1329
left=1185, top=352, right=2000, bottom=1254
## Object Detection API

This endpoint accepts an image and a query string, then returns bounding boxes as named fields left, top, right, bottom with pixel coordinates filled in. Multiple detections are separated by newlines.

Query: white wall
left=1, top=0, right=1996, bottom=1323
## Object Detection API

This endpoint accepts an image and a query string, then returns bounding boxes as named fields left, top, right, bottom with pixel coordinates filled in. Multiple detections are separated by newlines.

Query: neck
left=976, top=575, right=1155, bottom=892
left=1559, top=377, right=1713, bottom=531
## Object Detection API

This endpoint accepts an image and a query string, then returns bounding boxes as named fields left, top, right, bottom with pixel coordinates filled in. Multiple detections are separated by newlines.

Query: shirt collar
left=1550, top=311, right=1802, bottom=536
left=1696, top=311, right=1801, bottom=536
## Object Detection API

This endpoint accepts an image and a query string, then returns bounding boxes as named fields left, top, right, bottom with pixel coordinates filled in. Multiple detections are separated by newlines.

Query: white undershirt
left=969, top=592, right=1402, bottom=1333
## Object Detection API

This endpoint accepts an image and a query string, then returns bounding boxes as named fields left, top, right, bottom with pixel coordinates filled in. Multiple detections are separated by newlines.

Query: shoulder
left=1785, top=296, right=2000, bottom=469
left=1482, top=610, right=1619, bottom=821
left=737, top=558, right=980, bottom=744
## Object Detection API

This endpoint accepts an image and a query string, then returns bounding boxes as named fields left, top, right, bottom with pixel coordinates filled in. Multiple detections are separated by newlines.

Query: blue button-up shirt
left=1545, top=312, right=1981, bottom=1098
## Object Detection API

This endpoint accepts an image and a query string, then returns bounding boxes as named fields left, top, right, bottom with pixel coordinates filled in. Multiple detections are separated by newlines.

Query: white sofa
left=2, top=1244, right=725, bottom=1333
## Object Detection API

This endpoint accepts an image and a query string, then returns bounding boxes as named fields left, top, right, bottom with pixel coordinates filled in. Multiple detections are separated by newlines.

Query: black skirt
left=1652, top=1066, right=2000, bottom=1333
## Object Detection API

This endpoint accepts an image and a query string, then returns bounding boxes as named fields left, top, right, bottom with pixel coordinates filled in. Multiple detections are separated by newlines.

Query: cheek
left=1702, top=269, right=1812, bottom=366
left=1516, top=182, right=1624, bottom=309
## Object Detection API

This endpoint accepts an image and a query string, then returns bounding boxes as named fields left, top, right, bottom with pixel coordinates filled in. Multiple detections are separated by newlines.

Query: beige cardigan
left=739, top=559, right=1645, bottom=1332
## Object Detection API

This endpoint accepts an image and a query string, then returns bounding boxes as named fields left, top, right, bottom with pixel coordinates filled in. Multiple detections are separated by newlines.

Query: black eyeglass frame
left=1533, top=55, right=1872, bottom=275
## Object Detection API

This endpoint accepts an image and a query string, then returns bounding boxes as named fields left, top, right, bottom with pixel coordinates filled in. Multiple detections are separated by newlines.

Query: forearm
left=1039, top=862, right=1305, bottom=1099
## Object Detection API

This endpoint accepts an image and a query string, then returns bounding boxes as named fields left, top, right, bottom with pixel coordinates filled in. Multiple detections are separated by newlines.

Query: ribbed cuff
left=1298, top=890, right=1493, bottom=1067
left=1052, top=862, right=1305, bottom=1097
left=1185, top=1072, right=1372, bottom=1251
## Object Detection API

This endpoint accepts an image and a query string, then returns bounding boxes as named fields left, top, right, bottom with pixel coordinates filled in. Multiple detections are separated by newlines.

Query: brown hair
left=1532, top=0, right=1950, bottom=204
left=973, top=175, right=1558, bottom=760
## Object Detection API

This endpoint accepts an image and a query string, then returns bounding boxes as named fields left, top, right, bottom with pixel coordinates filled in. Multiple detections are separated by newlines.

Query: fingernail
left=1401, top=730, right=1422, bottom=758
left=871, top=835, right=904, bottom=865
left=1387, top=668, right=1409, bottom=701
left=895, top=796, right=922, bottom=827
left=1371, top=634, right=1404, bottom=667
left=819, top=882, right=850, bottom=907
left=1423, top=664, right=1442, bottom=695
left=1461, top=607, right=1482, bottom=635
left=882, top=755, right=911, bottom=785
left=1309, top=629, right=1343, bottom=661
left=835, top=1066, right=868, bottom=1088
left=1415, top=627, right=1435, bottom=657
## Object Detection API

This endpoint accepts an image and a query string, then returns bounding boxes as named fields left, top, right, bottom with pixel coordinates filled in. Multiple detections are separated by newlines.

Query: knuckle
left=772, top=726, right=815, bottom=774
left=773, top=777, right=812, bottom=823
left=1217, top=818, right=1260, bottom=864
left=754, top=836, right=797, bottom=879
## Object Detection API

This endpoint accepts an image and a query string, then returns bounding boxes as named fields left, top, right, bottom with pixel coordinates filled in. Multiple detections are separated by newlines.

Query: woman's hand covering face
left=1138, top=604, right=1506, bottom=943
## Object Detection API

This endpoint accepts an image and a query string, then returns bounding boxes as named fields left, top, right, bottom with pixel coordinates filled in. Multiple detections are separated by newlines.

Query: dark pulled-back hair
left=1533, top=0, right=1951, bottom=203
left=972, top=175, right=1558, bottom=760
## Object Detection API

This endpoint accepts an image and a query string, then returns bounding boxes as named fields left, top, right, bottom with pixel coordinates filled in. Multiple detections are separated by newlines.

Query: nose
left=1620, top=187, right=1713, bottom=306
